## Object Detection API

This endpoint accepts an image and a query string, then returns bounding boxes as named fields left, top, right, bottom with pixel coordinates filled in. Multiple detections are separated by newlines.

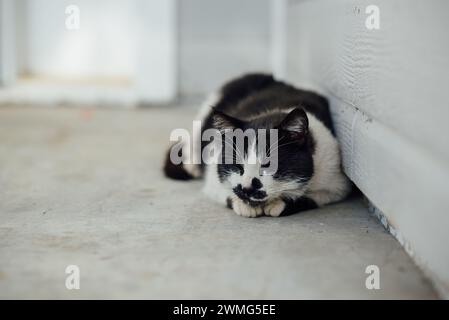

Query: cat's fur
left=164, top=73, right=351, bottom=217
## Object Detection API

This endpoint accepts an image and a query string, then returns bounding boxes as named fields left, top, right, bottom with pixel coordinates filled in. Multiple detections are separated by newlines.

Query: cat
left=164, top=73, right=351, bottom=217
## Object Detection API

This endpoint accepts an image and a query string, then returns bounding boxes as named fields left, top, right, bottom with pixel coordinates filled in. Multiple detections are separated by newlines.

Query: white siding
left=286, top=0, right=449, bottom=297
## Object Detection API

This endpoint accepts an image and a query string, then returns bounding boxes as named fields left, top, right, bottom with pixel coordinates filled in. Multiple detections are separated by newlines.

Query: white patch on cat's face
left=226, top=140, right=306, bottom=202
left=228, top=141, right=265, bottom=201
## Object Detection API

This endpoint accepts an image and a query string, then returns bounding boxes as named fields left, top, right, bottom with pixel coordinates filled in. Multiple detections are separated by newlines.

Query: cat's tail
left=163, top=146, right=201, bottom=181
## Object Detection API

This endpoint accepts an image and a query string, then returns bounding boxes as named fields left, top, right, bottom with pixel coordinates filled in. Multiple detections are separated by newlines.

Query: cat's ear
left=279, top=108, right=309, bottom=140
left=211, top=108, right=244, bottom=131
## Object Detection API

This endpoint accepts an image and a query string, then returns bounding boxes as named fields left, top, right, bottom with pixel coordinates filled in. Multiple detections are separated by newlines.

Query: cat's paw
left=232, top=198, right=263, bottom=218
left=264, top=199, right=286, bottom=217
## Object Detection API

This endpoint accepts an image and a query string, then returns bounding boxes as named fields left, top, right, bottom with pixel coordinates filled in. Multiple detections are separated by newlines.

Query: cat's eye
left=259, top=162, right=270, bottom=176
left=236, top=164, right=244, bottom=176
left=259, top=165, right=269, bottom=176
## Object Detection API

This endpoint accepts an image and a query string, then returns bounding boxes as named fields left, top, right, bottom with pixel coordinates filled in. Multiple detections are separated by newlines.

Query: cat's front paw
left=231, top=197, right=263, bottom=218
left=264, top=199, right=286, bottom=217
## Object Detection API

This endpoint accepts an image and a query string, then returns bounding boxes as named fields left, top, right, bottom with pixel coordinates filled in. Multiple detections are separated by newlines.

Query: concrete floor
left=0, top=106, right=437, bottom=299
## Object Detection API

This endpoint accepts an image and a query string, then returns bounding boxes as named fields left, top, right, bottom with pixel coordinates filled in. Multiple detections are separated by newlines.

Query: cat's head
left=212, top=108, right=314, bottom=206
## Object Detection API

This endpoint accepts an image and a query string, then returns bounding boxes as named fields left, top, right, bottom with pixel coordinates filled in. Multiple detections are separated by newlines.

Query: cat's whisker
left=222, top=137, right=245, bottom=160
left=267, top=135, right=285, bottom=155
left=268, top=140, right=299, bottom=155
left=222, top=139, right=244, bottom=163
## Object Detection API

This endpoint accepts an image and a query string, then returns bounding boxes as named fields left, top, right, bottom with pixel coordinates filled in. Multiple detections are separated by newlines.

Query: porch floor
left=0, top=105, right=437, bottom=299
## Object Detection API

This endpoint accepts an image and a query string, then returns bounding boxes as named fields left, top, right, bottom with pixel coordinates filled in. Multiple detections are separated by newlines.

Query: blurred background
left=0, top=0, right=448, bottom=299
left=0, top=0, right=285, bottom=105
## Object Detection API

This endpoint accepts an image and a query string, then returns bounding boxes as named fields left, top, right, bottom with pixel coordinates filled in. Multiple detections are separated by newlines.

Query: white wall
left=178, top=0, right=272, bottom=95
left=134, top=0, right=177, bottom=102
left=7, top=0, right=176, bottom=103
left=5, top=0, right=278, bottom=101
left=24, top=0, right=139, bottom=78
left=285, top=0, right=449, bottom=297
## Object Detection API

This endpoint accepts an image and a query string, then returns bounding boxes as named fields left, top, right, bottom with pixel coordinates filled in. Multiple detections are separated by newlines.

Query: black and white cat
left=164, top=73, right=351, bottom=217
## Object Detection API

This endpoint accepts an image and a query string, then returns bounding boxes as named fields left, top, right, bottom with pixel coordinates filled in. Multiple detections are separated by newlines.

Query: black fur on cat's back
left=204, top=73, right=334, bottom=134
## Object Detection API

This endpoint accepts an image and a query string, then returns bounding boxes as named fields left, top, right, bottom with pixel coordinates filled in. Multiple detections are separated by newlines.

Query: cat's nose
left=241, top=186, right=253, bottom=196
left=251, top=177, right=263, bottom=190
left=240, top=178, right=263, bottom=195
left=234, top=183, right=266, bottom=201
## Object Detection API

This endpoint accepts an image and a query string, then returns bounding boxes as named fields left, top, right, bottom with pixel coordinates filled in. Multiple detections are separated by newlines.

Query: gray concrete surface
left=0, top=106, right=437, bottom=299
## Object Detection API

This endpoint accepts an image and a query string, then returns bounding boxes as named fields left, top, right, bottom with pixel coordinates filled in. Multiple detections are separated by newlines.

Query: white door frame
left=0, top=0, right=17, bottom=86
left=135, top=0, right=177, bottom=103
left=270, top=0, right=287, bottom=80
